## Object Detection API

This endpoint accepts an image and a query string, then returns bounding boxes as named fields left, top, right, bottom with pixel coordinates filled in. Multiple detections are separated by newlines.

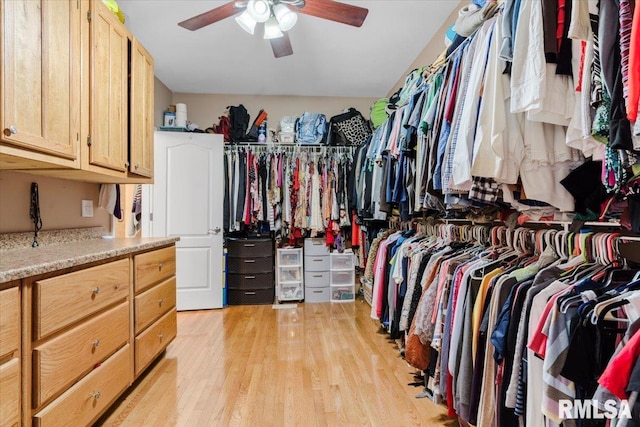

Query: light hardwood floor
left=98, top=299, right=457, bottom=427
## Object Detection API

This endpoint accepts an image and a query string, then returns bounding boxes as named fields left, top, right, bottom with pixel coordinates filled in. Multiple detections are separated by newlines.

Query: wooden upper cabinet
left=0, top=0, right=81, bottom=165
left=130, top=40, right=154, bottom=178
left=89, top=0, right=130, bottom=173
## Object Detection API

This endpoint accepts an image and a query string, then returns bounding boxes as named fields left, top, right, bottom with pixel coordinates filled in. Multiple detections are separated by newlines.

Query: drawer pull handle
left=243, top=244, right=255, bottom=247
left=158, top=263, right=164, bottom=270
left=92, top=287, right=100, bottom=295
left=244, top=259, right=256, bottom=263
left=313, top=290, right=322, bottom=294
left=245, top=276, right=256, bottom=279
left=313, top=275, right=322, bottom=278
left=158, top=297, right=164, bottom=306
left=92, top=339, right=100, bottom=347
left=92, top=391, right=101, bottom=400
left=313, top=259, right=323, bottom=262
left=245, top=291, right=256, bottom=295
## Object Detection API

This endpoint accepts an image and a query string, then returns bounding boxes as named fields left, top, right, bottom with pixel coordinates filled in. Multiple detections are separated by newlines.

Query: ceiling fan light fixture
left=247, top=0, right=271, bottom=23
left=235, top=11, right=257, bottom=34
left=263, top=16, right=284, bottom=39
left=273, top=3, right=297, bottom=31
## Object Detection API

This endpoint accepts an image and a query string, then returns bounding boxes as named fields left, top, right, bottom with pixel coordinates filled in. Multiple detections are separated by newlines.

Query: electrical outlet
left=82, top=200, right=94, bottom=217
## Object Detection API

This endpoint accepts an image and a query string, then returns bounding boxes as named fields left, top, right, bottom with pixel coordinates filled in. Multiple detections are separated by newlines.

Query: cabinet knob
left=158, top=297, right=164, bottom=306
left=125, top=161, right=130, bottom=167
left=92, top=287, right=100, bottom=295
left=92, top=339, right=100, bottom=347
left=135, top=163, right=140, bottom=169
left=91, top=391, right=101, bottom=400
left=3, top=126, right=17, bottom=136
left=158, top=333, right=164, bottom=340
left=158, top=263, right=164, bottom=270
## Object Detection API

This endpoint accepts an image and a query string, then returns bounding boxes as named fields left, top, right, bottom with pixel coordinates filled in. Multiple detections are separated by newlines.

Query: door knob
left=208, top=227, right=221, bottom=234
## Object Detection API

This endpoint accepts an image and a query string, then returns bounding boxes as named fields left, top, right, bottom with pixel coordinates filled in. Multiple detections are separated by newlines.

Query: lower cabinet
left=0, top=243, right=178, bottom=426
left=0, top=284, right=21, bottom=427
left=33, top=345, right=131, bottom=427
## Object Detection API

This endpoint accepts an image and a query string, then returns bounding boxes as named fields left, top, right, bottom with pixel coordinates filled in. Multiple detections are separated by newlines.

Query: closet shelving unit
left=276, top=247, right=304, bottom=302
left=330, top=251, right=355, bottom=302
left=304, top=238, right=331, bottom=303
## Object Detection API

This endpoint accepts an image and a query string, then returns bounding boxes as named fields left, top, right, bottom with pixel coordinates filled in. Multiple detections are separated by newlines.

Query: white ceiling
left=117, top=0, right=459, bottom=98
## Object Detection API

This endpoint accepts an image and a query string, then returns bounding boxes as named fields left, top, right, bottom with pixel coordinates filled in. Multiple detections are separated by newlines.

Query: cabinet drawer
left=226, top=238, right=272, bottom=257
left=330, top=253, right=353, bottom=270
left=279, top=284, right=303, bottom=301
left=277, top=248, right=302, bottom=266
left=304, top=238, right=329, bottom=256
left=34, top=259, right=130, bottom=340
left=331, top=285, right=355, bottom=302
left=135, top=277, right=176, bottom=334
left=0, top=286, right=20, bottom=359
left=278, top=266, right=302, bottom=283
left=305, top=271, right=330, bottom=288
left=305, top=287, right=330, bottom=303
left=227, top=256, right=273, bottom=274
left=227, top=272, right=273, bottom=290
left=330, top=270, right=354, bottom=286
left=33, top=301, right=129, bottom=407
left=304, top=255, right=329, bottom=272
left=0, top=358, right=20, bottom=427
left=33, top=344, right=131, bottom=427
left=227, top=288, right=274, bottom=305
left=134, top=246, right=176, bottom=293
left=135, top=309, right=176, bottom=376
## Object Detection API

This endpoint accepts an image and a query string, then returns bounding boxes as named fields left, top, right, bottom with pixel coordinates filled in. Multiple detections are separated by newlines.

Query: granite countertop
left=0, top=228, right=179, bottom=283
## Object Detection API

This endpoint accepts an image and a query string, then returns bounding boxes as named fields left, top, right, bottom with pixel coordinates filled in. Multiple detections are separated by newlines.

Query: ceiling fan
left=178, top=0, right=369, bottom=58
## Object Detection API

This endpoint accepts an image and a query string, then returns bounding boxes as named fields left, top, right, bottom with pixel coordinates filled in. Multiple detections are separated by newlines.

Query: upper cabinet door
left=89, top=0, right=129, bottom=172
left=1, top=0, right=81, bottom=161
left=130, top=40, right=154, bottom=178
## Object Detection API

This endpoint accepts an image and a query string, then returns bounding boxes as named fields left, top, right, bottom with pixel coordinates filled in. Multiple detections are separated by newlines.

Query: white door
left=143, top=132, right=224, bottom=310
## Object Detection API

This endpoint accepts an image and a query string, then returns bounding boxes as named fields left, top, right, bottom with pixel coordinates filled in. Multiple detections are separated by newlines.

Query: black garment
left=224, top=153, right=230, bottom=230
left=236, top=151, right=247, bottom=223
left=259, top=155, right=269, bottom=225
left=555, top=0, right=573, bottom=76
left=560, top=160, right=606, bottom=216
left=390, top=255, right=410, bottom=339
left=499, top=281, right=534, bottom=427
left=406, top=252, right=433, bottom=328
left=379, top=155, right=393, bottom=214
left=542, top=0, right=559, bottom=63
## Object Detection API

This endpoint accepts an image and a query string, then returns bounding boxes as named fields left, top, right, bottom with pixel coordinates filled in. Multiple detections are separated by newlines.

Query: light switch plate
left=82, top=200, right=94, bottom=217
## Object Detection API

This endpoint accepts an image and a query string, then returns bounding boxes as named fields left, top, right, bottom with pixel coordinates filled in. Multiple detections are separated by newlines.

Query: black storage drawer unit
left=227, top=238, right=273, bottom=257
left=226, top=237, right=274, bottom=305
left=227, top=272, right=273, bottom=290
left=227, top=256, right=273, bottom=274
left=227, top=288, right=275, bottom=305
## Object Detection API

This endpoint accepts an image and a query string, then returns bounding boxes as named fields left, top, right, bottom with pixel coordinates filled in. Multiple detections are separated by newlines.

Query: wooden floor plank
left=98, top=299, right=458, bottom=426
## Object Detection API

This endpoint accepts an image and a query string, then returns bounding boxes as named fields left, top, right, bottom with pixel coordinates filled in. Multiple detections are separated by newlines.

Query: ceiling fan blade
left=178, top=2, right=240, bottom=31
left=270, top=33, right=294, bottom=58
left=296, top=0, right=368, bottom=27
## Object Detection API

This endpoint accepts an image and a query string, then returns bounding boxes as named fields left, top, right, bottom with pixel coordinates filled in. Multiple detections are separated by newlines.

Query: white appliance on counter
left=142, top=131, right=224, bottom=310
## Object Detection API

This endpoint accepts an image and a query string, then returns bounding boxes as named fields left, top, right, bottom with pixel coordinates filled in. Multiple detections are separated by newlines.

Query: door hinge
left=76, top=133, right=79, bottom=142
left=149, top=213, right=153, bottom=221
left=77, top=0, right=79, bottom=9
left=87, top=135, right=92, bottom=147
left=87, top=10, right=92, bottom=22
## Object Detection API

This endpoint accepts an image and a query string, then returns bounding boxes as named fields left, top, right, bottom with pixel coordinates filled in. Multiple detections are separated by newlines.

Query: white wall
left=168, top=93, right=378, bottom=131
